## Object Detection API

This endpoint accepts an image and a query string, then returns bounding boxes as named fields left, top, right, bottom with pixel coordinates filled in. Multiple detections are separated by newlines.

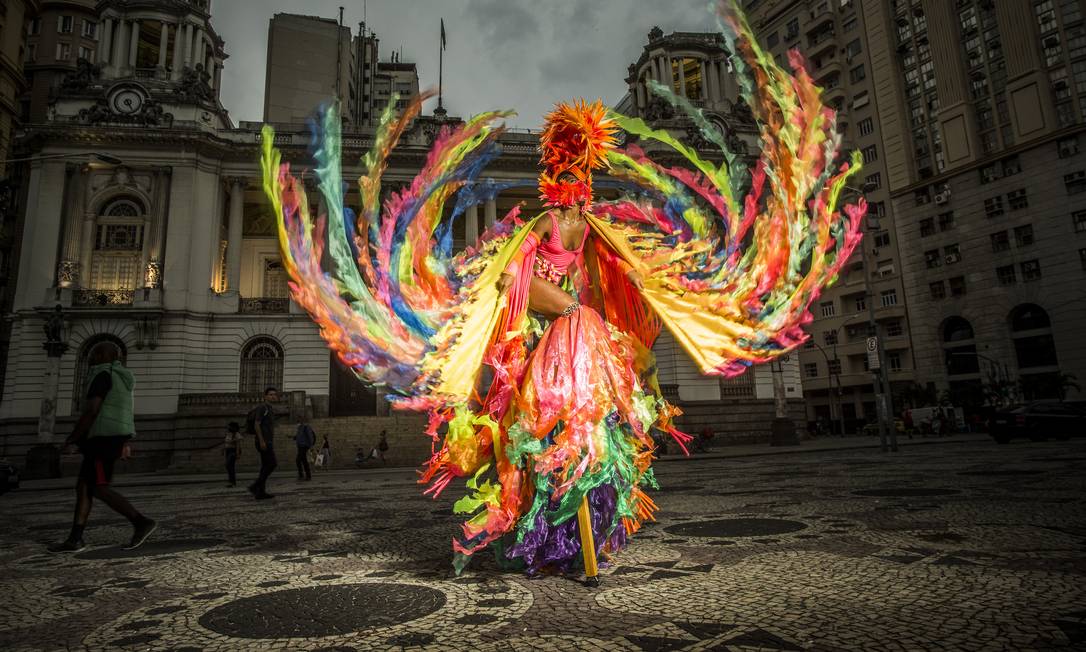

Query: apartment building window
left=29, top=17, right=42, bottom=35
left=1044, top=36, right=1064, bottom=67
left=1021, top=259, right=1042, bottom=281
left=938, top=211, right=955, bottom=231
left=1007, top=189, right=1028, bottom=210
left=1065, top=0, right=1083, bottom=23
left=909, top=101, right=926, bottom=127
left=873, top=231, right=890, bottom=248
left=853, top=91, right=870, bottom=109
left=81, top=20, right=97, bottom=39
left=925, top=249, right=942, bottom=268
left=990, top=231, right=1010, bottom=252
left=785, top=18, right=799, bottom=41
left=868, top=201, right=886, bottom=217
left=880, top=289, right=898, bottom=306
left=58, top=15, right=74, bottom=33
left=845, top=39, right=862, bottom=60
left=970, top=73, right=989, bottom=100
left=914, top=188, right=931, bottom=206
left=919, top=218, right=935, bottom=237
left=886, top=321, right=903, bottom=337
left=1002, top=155, right=1021, bottom=176
left=844, top=16, right=857, bottom=32
left=1070, top=25, right=1086, bottom=59
left=820, top=301, right=836, bottom=318
left=944, top=244, right=961, bottom=264
left=1065, top=171, right=1086, bottom=194
left=984, top=195, right=1004, bottom=218
left=997, top=265, right=1017, bottom=286
left=766, top=32, right=779, bottom=48
left=949, top=276, right=966, bottom=297
left=850, top=64, right=866, bottom=83
left=827, top=359, right=842, bottom=375
left=1074, top=210, right=1086, bottom=232
left=854, top=296, right=866, bottom=312
left=865, top=173, right=881, bottom=189
left=25, top=44, right=36, bottom=63
left=930, top=281, right=946, bottom=299
left=1035, top=0, right=1057, bottom=34
left=1014, top=224, right=1034, bottom=247
left=961, top=6, right=979, bottom=32
left=861, top=145, right=877, bottom=164
left=56, top=43, right=71, bottom=61
left=858, top=117, right=873, bottom=136
left=78, top=46, right=94, bottom=62
left=824, top=330, right=838, bottom=345
left=980, top=162, right=999, bottom=184
left=876, top=260, right=895, bottom=277
left=804, top=363, right=819, bottom=378
left=1058, top=135, right=1080, bottom=158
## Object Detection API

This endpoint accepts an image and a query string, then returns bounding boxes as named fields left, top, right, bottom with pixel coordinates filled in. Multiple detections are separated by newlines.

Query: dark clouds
left=215, top=0, right=720, bottom=130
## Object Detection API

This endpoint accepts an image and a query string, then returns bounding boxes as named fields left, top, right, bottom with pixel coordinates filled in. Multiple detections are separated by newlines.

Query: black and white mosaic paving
left=1, top=438, right=1084, bottom=650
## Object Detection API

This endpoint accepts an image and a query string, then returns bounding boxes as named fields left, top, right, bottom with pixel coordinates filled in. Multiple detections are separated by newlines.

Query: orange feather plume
left=538, top=99, right=618, bottom=206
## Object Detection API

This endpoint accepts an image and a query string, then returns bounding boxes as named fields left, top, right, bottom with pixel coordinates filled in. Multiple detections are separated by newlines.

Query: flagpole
left=438, top=20, right=444, bottom=112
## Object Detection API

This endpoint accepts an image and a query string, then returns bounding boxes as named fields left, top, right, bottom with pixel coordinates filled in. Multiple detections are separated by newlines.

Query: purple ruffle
left=506, top=483, right=628, bottom=575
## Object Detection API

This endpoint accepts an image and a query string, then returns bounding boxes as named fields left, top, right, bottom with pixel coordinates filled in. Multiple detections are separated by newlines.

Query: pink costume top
left=533, top=212, right=590, bottom=284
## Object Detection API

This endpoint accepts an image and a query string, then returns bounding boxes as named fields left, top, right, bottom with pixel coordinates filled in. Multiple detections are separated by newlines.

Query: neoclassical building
left=1, top=10, right=804, bottom=470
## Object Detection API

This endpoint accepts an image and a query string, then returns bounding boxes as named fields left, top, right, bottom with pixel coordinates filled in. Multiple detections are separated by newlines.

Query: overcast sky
left=215, top=0, right=720, bottom=129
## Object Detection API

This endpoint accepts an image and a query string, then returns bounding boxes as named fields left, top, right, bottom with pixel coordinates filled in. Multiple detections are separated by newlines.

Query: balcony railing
left=239, top=297, right=290, bottom=314
left=74, top=288, right=134, bottom=307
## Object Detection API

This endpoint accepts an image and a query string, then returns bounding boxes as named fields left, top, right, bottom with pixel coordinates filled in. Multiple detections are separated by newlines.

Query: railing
left=720, top=372, right=755, bottom=398
left=239, top=297, right=290, bottom=314
left=74, top=288, right=134, bottom=306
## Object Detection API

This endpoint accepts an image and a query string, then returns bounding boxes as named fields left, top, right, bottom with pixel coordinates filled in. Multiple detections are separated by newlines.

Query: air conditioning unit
left=1060, top=143, right=1078, bottom=158
left=945, top=252, right=961, bottom=264
left=934, top=191, right=950, bottom=204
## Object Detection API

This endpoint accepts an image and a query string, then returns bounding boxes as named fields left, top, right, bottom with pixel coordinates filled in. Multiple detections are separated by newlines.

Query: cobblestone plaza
left=1, top=438, right=1084, bottom=651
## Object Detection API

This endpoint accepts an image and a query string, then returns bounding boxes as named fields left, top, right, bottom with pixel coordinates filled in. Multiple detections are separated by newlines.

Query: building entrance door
left=329, top=353, right=377, bottom=417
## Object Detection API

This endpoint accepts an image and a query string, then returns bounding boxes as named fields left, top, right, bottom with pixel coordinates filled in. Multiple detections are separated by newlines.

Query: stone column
left=38, top=336, right=69, bottom=446
left=57, top=165, right=88, bottom=287
left=170, top=21, right=183, bottom=79
left=144, top=168, right=171, bottom=289
left=212, top=63, right=221, bottom=91
left=109, top=19, right=127, bottom=75
left=226, top=177, right=245, bottom=293
left=465, top=204, right=479, bottom=244
left=78, top=171, right=97, bottom=289
left=99, top=18, right=114, bottom=63
left=484, top=198, right=497, bottom=228
left=183, top=23, right=194, bottom=67
left=700, top=59, right=709, bottom=100
left=157, top=21, right=169, bottom=72
left=196, top=27, right=207, bottom=69
left=128, top=20, right=140, bottom=69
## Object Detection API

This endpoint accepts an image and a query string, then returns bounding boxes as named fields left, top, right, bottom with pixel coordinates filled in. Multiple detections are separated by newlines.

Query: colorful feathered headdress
left=538, top=99, right=618, bottom=207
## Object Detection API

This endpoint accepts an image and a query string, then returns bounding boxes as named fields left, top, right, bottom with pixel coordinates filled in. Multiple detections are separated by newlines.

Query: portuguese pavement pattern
left=1, top=438, right=1084, bottom=651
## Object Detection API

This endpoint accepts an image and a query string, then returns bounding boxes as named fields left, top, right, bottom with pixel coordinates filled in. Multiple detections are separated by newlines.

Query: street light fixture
left=1, top=152, right=123, bottom=165
left=844, top=182, right=898, bottom=453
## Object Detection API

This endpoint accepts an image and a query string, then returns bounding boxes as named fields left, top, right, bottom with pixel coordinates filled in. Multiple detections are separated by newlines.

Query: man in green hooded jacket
left=48, top=342, right=155, bottom=553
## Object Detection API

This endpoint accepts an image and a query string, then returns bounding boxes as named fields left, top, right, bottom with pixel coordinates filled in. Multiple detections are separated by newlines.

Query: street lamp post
left=809, top=337, right=844, bottom=436
left=847, top=183, right=898, bottom=453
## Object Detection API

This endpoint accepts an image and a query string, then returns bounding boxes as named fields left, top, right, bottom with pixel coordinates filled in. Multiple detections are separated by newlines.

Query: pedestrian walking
left=48, top=343, right=156, bottom=553
left=316, top=435, right=332, bottom=469
left=247, top=387, right=278, bottom=500
left=376, top=430, right=388, bottom=464
left=295, top=416, right=315, bottom=481
left=223, top=421, right=243, bottom=487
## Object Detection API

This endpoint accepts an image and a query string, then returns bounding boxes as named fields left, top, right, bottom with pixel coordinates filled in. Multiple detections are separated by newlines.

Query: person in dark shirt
left=248, top=387, right=279, bottom=499
left=48, top=343, right=155, bottom=553
left=294, top=416, right=315, bottom=481
left=223, top=421, right=244, bottom=487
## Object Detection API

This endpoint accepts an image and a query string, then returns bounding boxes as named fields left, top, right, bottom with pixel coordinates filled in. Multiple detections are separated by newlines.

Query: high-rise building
left=263, top=14, right=419, bottom=128
left=746, top=0, right=915, bottom=430
left=21, top=0, right=97, bottom=124
left=872, top=0, right=1086, bottom=404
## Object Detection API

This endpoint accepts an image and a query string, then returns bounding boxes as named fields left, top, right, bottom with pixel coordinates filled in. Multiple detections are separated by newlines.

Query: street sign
left=867, top=336, right=881, bottom=370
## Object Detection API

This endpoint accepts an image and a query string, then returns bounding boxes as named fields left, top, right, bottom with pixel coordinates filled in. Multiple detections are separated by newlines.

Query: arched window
left=239, top=336, right=284, bottom=394
left=89, top=196, right=145, bottom=292
left=1009, top=304, right=1059, bottom=398
left=941, top=316, right=979, bottom=376
left=72, top=335, right=127, bottom=411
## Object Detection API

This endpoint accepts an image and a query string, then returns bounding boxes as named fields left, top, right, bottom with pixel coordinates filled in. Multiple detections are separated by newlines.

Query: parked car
left=989, top=400, right=1086, bottom=444
left=0, top=459, right=18, bottom=494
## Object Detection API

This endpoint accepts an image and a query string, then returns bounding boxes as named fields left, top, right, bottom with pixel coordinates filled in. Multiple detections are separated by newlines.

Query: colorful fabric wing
left=593, top=1, right=867, bottom=376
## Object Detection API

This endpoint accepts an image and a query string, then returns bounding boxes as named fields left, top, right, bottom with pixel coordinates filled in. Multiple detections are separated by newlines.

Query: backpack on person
left=245, top=405, right=264, bottom=435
